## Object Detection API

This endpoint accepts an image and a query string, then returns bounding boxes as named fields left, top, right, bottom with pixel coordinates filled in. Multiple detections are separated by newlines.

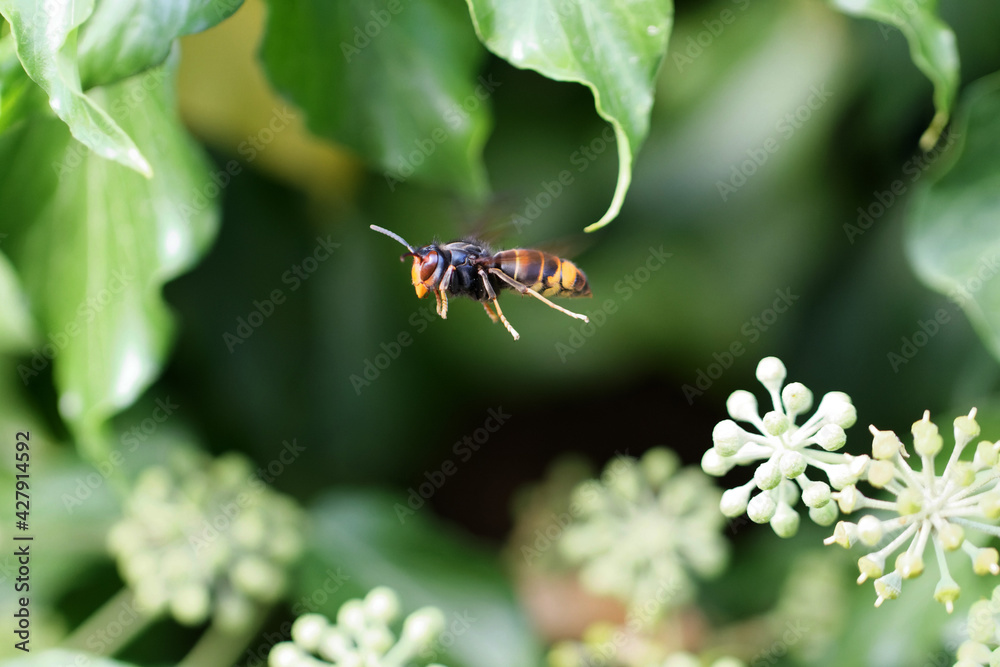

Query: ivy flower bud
left=771, top=502, right=800, bottom=537
left=747, top=492, right=777, bottom=523
left=819, top=392, right=857, bottom=428
left=974, top=440, right=1000, bottom=467
left=873, top=571, right=902, bottom=606
left=808, top=501, right=839, bottom=526
left=273, top=588, right=449, bottom=667
left=972, top=547, right=1000, bottom=576
left=815, top=424, right=847, bottom=451
left=870, top=427, right=902, bottom=460
left=763, top=411, right=790, bottom=436
left=712, top=420, right=745, bottom=457
left=858, top=553, right=885, bottom=583
left=911, top=416, right=943, bottom=457
left=802, top=481, right=831, bottom=509
left=934, top=573, right=961, bottom=614
left=938, top=522, right=964, bottom=550
left=779, top=451, right=807, bottom=478
left=895, top=552, right=924, bottom=578
left=755, top=356, right=787, bottom=391
left=721, top=486, right=752, bottom=517
left=867, top=460, right=895, bottom=488
left=754, top=459, right=781, bottom=490
left=727, top=390, right=759, bottom=423
left=701, top=449, right=732, bottom=477
left=857, top=515, right=883, bottom=546
left=781, top=382, right=813, bottom=415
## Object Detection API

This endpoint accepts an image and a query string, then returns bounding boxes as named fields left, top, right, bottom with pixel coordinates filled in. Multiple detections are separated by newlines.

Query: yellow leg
left=482, top=302, right=500, bottom=323
left=490, top=298, right=519, bottom=340
left=434, top=290, right=446, bottom=318
left=478, top=268, right=519, bottom=340
left=438, top=265, right=455, bottom=319
left=488, top=268, right=589, bottom=323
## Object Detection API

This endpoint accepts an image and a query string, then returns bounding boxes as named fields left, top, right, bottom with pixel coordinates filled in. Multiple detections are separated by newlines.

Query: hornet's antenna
left=370, top=225, right=416, bottom=252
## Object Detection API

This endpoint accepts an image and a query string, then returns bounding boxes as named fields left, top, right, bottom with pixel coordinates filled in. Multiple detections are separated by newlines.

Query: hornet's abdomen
left=491, top=250, right=592, bottom=298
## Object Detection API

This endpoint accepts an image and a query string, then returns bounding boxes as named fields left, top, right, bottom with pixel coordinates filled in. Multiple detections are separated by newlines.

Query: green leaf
left=2, top=650, right=138, bottom=667
left=465, top=0, right=672, bottom=231
left=830, top=0, right=959, bottom=149
left=906, top=72, right=1000, bottom=362
left=260, top=0, right=490, bottom=198
left=0, top=51, right=219, bottom=457
left=0, top=0, right=154, bottom=175
left=0, top=33, right=43, bottom=134
left=77, top=0, right=244, bottom=88
left=301, top=490, right=542, bottom=667
left=0, top=251, right=34, bottom=353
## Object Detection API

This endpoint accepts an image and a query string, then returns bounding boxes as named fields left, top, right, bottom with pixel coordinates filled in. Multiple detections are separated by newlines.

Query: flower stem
left=177, top=605, right=272, bottom=667
left=61, top=588, right=154, bottom=656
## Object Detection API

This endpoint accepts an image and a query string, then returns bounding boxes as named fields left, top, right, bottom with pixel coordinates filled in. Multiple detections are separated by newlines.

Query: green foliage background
left=1, top=0, right=1000, bottom=665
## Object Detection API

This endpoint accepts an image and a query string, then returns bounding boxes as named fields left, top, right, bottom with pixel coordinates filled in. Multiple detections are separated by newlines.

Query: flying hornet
left=370, top=225, right=592, bottom=340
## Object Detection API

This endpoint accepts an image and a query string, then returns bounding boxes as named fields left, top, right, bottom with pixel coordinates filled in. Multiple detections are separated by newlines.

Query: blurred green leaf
left=0, top=52, right=219, bottom=458
left=0, top=34, right=41, bottom=134
left=77, top=0, right=244, bottom=88
left=465, top=0, right=672, bottom=231
left=0, top=251, right=34, bottom=353
left=260, top=0, right=490, bottom=197
left=0, top=0, right=152, bottom=176
left=906, top=72, right=1000, bottom=364
left=300, top=490, right=541, bottom=667
left=829, top=0, right=958, bottom=149
left=2, top=650, right=138, bottom=667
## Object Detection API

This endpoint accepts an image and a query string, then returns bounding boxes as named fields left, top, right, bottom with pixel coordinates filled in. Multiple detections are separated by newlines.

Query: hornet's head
left=370, top=225, right=443, bottom=299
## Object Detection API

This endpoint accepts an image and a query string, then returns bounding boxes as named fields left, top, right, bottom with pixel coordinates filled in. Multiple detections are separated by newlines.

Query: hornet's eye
left=416, top=251, right=439, bottom=283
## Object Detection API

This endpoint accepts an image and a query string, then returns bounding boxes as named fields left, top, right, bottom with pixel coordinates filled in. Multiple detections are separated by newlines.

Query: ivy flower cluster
left=269, top=587, right=447, bottom=667
left=559, top=448, right=728, bottom=619
left=706, top=357, right=1000, bottom=621
left=701, top=357, right=861, bottom=537
left=824, top=409, right=1000, bottom=612
left=957, top=585, right=1000, bottom=666
left=547, top=620, right=745, bottom=667
left=108, top=448, right=304, bottom=630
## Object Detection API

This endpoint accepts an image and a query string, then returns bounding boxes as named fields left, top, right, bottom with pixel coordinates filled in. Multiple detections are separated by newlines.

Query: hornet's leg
left=433, top=290, right=445, bottom=318
left=436, top=265, right=456, bottom=319
left=488, top=268, right=589, bottom=323
left=477, top=268, right=519, bottom=340
left=482, top=302, right=500, bottom=323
